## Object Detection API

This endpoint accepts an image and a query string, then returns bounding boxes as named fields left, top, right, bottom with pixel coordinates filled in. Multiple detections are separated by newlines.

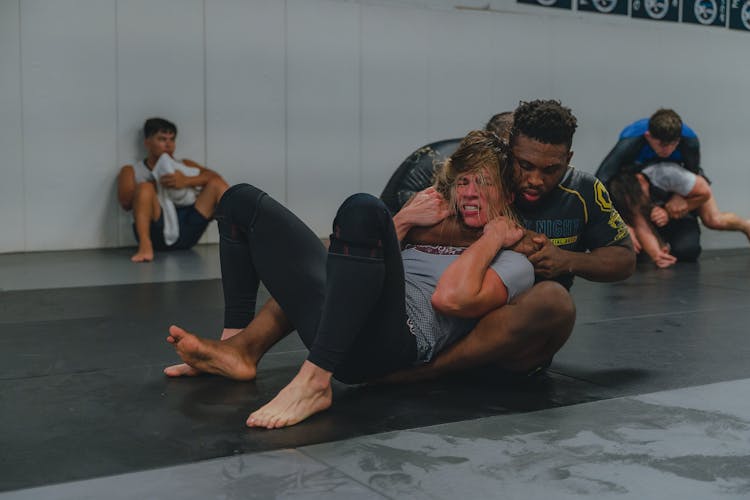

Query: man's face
left=144, top=131, right=176, bottom=159
left=644, top=131, right=679, bottom=158
left=455, top=167, right=502, bottom=228
left=511, top=134, right=572, bottom=207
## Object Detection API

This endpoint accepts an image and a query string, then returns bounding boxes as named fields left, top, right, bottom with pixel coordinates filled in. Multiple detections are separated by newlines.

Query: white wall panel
left=205, top=0, right=286, bottom=201
left=0, top=0, right=24, bottom=253
left=360, top=3, right=429, bottom=196
left=490, top=13, right=555, bottom=115
left=426, top=9, right=496, bottom=140
left=666, top=30, right=750, bottom=249
left=286, top=0, right=360, bottom=235
left=21, top=0, right=117, bottom=250
left=549, top=20, right=661, bottom=176
left=116, top=0, right=206, bottom=245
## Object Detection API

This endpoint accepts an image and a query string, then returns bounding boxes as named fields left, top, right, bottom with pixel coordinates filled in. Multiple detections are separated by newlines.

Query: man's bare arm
left=392, top=187, right=450, bottom=241
left=664, top=175, right=711, bottom=219
left=406, top=217, right=482, bottom=247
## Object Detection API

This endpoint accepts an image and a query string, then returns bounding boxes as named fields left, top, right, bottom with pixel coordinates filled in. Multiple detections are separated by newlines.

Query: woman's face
left=454, top=167, right=502, bottom=228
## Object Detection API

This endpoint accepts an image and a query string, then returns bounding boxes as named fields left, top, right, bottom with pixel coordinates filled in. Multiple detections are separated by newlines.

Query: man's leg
left=132, top=182, right=161, bottom=262
left=381, top=281, right=575, bottom=383
left=165, top=183, right=326, bottom=379
left=193, top=175, right=229, bottom=219
left=697, top=195, right=750, bottom=241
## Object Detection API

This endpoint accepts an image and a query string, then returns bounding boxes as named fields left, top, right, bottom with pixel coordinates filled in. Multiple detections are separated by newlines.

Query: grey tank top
left=402, top=245, right=534, bottom=363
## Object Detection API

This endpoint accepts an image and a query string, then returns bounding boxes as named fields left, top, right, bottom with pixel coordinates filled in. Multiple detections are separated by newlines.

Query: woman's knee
left=332, top=194, right=391, bottom=247
left=215, top=183, right=266, bottom=235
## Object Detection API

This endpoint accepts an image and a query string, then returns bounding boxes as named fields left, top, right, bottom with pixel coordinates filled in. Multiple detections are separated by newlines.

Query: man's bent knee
left=134, top=181, right=157, bottom=199
left=519, top=281, right=575, bottom=321
left=207, top=175, right=230, bottom=193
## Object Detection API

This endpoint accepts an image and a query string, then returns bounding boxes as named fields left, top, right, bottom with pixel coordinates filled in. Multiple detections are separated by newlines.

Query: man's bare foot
left=163, top=328, right=244, bottom=377
left=165, top=325, right=257, bottom=380
left=246, top=361, right=332, bottom=429
left=163, top=362, right=202, bottom=377
left=131, top=243, right=154, bottom=263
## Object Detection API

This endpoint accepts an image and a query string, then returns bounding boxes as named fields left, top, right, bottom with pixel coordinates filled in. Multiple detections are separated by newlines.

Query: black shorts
left=133, top=204, right=211, bottom=250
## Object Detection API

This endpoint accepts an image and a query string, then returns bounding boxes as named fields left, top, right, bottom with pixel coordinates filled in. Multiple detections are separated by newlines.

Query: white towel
left=152, top=153, right=201, bottom=246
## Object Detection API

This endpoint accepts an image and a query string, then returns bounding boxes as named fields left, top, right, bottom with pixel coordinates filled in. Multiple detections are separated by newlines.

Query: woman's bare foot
left=165, top=325, right=257, bottom=380
left=131, top=242, right=154, bottom=263
left=246, top=361, right=333, bottom=429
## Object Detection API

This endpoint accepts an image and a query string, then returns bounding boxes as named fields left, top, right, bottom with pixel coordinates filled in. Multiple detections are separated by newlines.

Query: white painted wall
left=0, top=0, right=24, bottom=251
left=0, top=0, right=748, bottom=252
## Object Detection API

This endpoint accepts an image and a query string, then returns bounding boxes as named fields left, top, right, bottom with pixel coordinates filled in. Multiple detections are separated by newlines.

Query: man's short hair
left=485, top=111, right=514, bottom=139
left=511, top=100, right=577, bottom=149
left=648, top=109, right=682, bottom=143
left=143, top=117, right=177, bottom=139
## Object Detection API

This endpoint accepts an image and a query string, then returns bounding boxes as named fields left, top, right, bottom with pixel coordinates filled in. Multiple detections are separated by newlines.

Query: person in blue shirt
left=596, top=109, right=705, bottom=261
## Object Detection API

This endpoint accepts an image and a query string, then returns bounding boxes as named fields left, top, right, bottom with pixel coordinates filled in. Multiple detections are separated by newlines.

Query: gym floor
left=1, top=245, right=749, bottom=499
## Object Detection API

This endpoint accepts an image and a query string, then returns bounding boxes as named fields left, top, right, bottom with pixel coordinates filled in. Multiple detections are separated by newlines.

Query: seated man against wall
left=117, top=118, right=229, bottom=262
left=380, top=112, right=514, bottom=214
left=595, top=109, right=708, bottom=262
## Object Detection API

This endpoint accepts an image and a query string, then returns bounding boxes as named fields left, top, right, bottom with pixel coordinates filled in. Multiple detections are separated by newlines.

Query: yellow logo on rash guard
left=609, top=209, right=629, bottom=241
left=594, top=180, right=613, bottom=212
left=594, top=179, right=628, bottom=242
left=550, top=235, right=579, bottom=246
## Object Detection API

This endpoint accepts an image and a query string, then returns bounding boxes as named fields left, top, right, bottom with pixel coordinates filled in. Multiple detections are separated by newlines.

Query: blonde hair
left=433, top=130, right=517, bottom=224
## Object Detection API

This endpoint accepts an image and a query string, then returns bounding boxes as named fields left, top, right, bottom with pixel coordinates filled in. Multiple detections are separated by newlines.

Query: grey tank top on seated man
left=402, top=245, right=534, bottom=364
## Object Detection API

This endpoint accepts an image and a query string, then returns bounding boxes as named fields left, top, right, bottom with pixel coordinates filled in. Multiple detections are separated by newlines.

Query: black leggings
left=215, top=184, right=417, bottom=384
